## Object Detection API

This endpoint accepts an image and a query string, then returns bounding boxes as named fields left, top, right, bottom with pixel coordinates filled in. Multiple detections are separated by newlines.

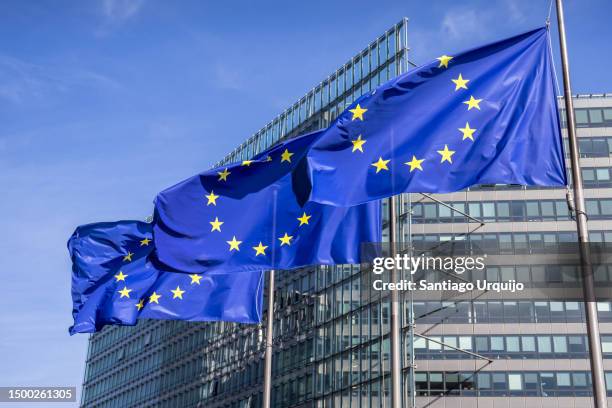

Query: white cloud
left=0, top=54, right=121, bottom=105
left=101, top=0, right=145, bottom=22
left=441, top=9, right=483, bottom=40
left=406, top=0, right=544, bottom=67
left=213, top=62, right=246, bottom=91
left=504, top=0, right=527, bottom=24
left=95, top=0, right=146, bottom=36
left=0, top=56, right=54, bottom=104
left=440, top=1, right=529, bottom=41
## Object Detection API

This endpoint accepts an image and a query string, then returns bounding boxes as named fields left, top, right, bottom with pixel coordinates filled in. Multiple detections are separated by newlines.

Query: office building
left=80, top=19, right=612, bottom=407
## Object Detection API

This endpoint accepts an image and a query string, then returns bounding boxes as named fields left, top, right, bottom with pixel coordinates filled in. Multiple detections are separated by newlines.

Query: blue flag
left=305, top=27, right=566, bottom=206
left=153, top=130, right=381, bottom=274
left=69, top=221, right=263, bottom=334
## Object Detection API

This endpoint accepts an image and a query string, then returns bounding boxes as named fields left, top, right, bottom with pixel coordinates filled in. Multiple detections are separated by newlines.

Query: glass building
left=80, top=18, right=612, bottom=407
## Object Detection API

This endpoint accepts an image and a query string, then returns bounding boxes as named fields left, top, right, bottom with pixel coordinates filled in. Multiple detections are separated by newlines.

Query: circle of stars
left=346, top=52, right=484, bottom=177
left=113, top=235, right=207, bottom=312
left=201, top=150, right=316, bottom=262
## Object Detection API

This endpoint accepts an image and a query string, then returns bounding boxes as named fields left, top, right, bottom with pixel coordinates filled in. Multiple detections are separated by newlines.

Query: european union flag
left=153, top=130, right=381, bottom=274
left=69, top=221, right=263, bottom=334
left=305, top=27, right=566, bottom=206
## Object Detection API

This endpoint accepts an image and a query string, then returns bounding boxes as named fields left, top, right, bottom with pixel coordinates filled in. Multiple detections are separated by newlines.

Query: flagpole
left=387, top=19, right=411, bottom=408
left=388, top=197, right=403, bottom=408
left=262, top=269, right=275, bottom=408
left=555, top=1, right=607, bottom=407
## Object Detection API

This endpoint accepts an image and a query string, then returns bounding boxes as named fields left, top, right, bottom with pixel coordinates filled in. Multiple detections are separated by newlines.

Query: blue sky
left=0, top=0, right=611, bottom=401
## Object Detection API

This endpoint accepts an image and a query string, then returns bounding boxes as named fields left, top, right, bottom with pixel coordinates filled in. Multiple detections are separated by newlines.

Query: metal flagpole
left=262, top=269, right=275, bottom=408
left=406, top=193, right=416, bottom=408
left=555, top=1, right=607, bottom=407
left=263, top=189, right=278, bottom=408
left=388, top=197, right=403, bottom=408
left=387, top=17, right=410, bottom=408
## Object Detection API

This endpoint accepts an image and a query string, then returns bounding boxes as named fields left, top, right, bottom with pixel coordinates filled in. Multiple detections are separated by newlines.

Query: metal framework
left=398, top=193, right=489, bottom=407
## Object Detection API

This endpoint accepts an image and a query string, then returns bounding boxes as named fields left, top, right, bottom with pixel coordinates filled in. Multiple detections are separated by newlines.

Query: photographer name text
left=372, top=279, right=524, bottom=293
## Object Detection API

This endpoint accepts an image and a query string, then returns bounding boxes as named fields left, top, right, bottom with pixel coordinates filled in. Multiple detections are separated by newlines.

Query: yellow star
left=123, top=252, right=133, bottom=262
left=265, top=156, right=273, bottom=162
left=205, top=191, right=219, bottom=206
left=114, top=271, right=128, bottom=282
left=280, top=149, right=294, bottom=163
left=242, top=160, right=253, bottom=166
left=217, top=168, right=231, bottom=181
left=149, top=292, right=161, bottom=304
left=437, top=145, right=456, bottom=164
left=458, top=122, right=476, bottom=141
left=278, top=233, right=293, bottom=246
left=190, top=274, right=203, bottom=285
left=297, top=212, right=311, bottom=226
left=371, top=157, right=390, bottom=173
left=171, top=286, right=185, bottom=299
left=451, top=74, right=469, bottom=91
left=349, top=104, right=367, bottom=121
left=118, top=286, right=132, bottom=298
left=463, top=95, right=482, bottom=111
left=227, top=236, right=242, bottom=251
left=405, top=155, right=424, bottom=172
left=135, top=299, right=144, bottom=310
left=253, top=242, right=268, bottom=256
left=140, top=237, right=151, bottom=246
left=351, top=135, right=367, bottom=153
left=436, top=55, right=453, bottom=68
left=209, top=217, right=224, bottom=232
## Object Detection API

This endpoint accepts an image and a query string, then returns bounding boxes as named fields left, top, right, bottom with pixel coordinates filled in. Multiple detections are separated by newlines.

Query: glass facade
left=80, top=18, right=612, bottom=407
